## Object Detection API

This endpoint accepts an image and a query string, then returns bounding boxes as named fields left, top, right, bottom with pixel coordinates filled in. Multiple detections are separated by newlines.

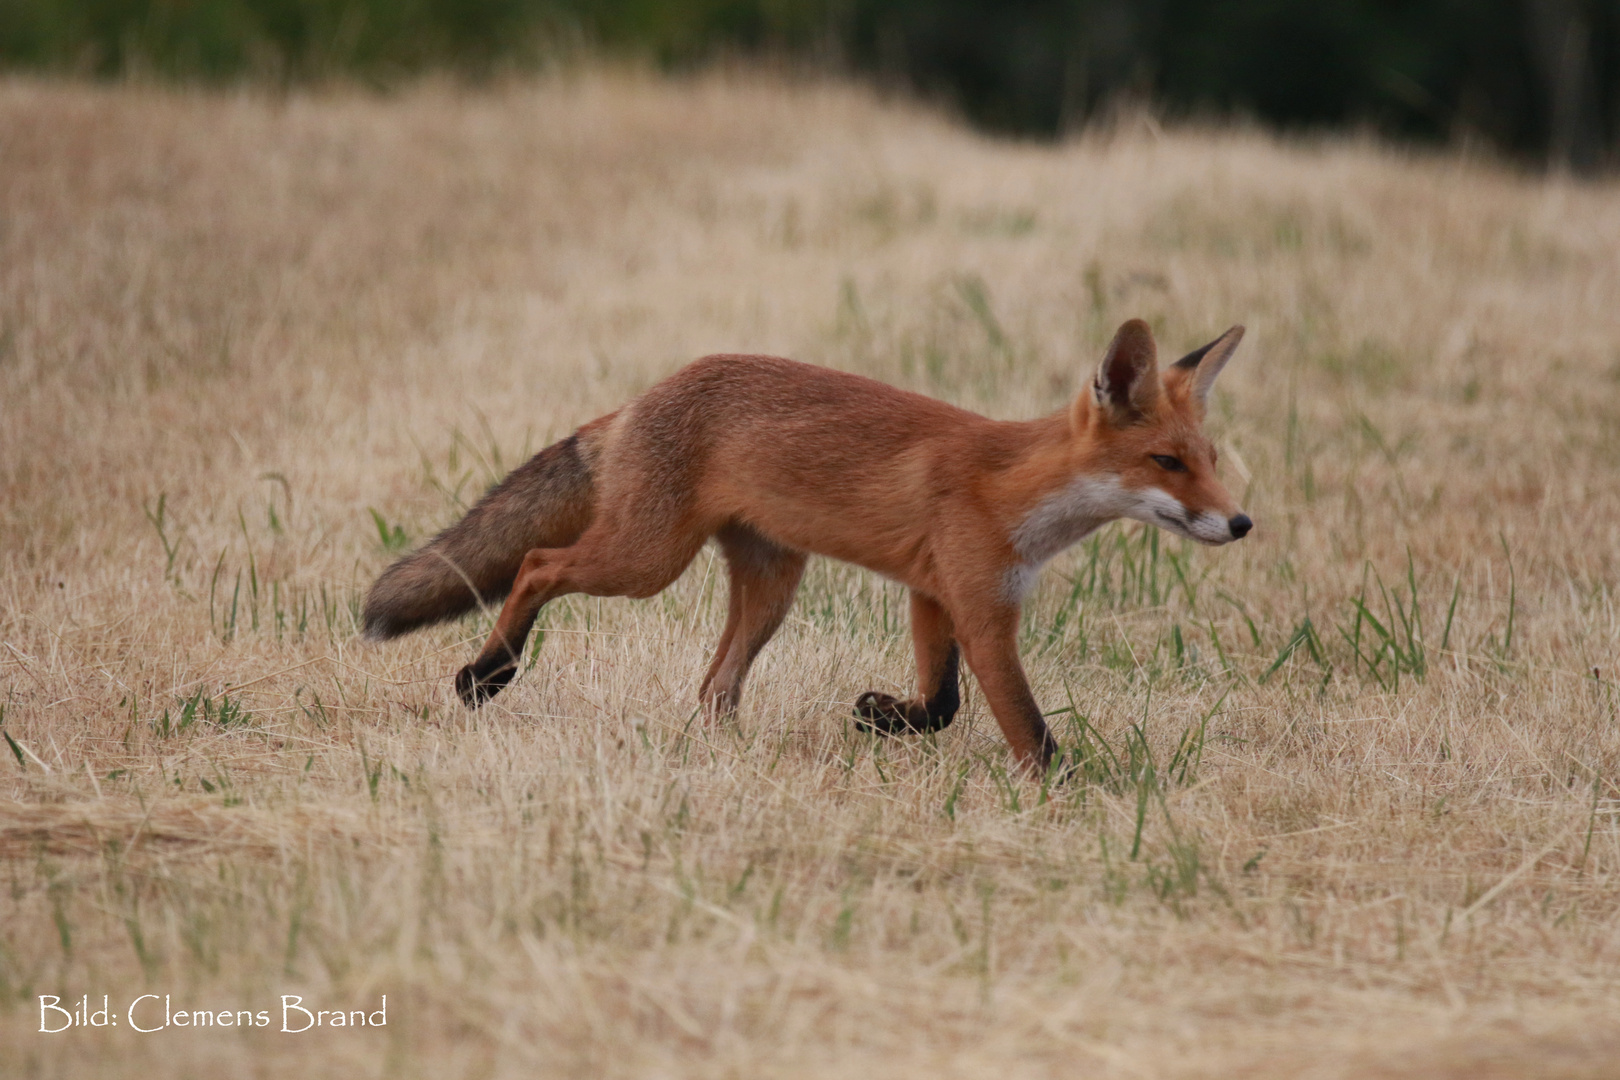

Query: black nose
left=1229, top=514, right=1253, bottom=539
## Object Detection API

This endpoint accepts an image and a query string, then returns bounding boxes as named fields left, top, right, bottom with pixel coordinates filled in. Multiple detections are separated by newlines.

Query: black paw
left=455, top=658, right=516, bottom=708
left=1032, top=742, right=1080, bottom=786
left=854, top=690, right=921, bottom=735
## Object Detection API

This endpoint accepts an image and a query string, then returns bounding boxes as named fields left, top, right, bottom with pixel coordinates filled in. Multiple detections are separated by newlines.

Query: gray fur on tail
left=362, top=434, right=594, bottom=641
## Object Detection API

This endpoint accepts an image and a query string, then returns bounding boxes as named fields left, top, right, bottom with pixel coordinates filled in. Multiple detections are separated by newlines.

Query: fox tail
left=361, top=434, right=594, bottom=641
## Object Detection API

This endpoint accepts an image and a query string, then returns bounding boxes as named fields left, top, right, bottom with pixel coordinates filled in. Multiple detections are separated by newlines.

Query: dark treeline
left=4, top=0, right=1618, bottom=168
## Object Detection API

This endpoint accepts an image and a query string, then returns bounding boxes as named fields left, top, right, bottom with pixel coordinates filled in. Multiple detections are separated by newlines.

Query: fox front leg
left=955, top=611, right=1058, bottom=776
left=855, top=591, right=962, bottom=735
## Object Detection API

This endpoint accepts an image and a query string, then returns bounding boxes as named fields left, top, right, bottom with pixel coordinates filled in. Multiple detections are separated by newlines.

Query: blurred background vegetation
left=2, top=0, right=1617, bottom=169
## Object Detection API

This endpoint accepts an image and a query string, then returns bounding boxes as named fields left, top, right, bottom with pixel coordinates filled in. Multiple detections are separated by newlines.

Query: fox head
left=1070, top=318, right=1252, bottom=546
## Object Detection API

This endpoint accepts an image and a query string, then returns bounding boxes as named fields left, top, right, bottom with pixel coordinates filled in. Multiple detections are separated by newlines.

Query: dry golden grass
left=4, top=69, right=1620, bottom=1078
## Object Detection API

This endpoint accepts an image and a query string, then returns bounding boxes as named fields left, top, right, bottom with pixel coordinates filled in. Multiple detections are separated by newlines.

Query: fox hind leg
left=698, top=523, right=807, bottom=716
left=855, top=591, right=961, bottom=735
left=456, top=513, right=711, bottom=707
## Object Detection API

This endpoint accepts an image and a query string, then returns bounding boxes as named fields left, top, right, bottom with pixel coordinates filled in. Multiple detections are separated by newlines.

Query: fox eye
left=1151, top=454, right=1187, bottom=472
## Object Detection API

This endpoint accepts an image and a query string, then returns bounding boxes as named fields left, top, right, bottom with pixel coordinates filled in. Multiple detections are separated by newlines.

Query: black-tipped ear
left=1092, top=319, right=1160, bottom=424
left=1171, top=325, right=1244, bottom=405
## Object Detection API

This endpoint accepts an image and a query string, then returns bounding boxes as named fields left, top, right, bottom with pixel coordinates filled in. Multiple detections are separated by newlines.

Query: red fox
left=363, top=318, right=1251, bottom=775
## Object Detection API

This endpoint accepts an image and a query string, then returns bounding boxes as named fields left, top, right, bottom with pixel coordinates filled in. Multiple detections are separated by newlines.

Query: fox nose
left=1228, top=514, right=1253, bottom=539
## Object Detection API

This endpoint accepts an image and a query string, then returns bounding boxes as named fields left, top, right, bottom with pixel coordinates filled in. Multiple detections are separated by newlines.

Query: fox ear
left=1090, top=318, right=1160, bottom=425
left=1170, top=325, right=1244, bottom=406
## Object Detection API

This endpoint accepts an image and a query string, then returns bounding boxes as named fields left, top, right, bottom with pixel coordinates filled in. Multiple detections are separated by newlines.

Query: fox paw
left=853, top=691, right=926, bottom=735
left=454, top=659, right=516, bottom=707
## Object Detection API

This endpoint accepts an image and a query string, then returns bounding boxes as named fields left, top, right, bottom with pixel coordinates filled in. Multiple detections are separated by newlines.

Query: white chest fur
left=1005, top=475, right=1134, bottom=599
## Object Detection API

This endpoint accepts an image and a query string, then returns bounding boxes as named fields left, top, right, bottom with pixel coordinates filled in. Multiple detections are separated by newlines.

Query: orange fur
left=363, top=319, right=1252, bottom=775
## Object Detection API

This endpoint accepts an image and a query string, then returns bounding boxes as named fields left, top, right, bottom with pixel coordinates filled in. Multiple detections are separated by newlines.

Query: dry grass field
left=4, top=70, right=1620, bottom=1078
